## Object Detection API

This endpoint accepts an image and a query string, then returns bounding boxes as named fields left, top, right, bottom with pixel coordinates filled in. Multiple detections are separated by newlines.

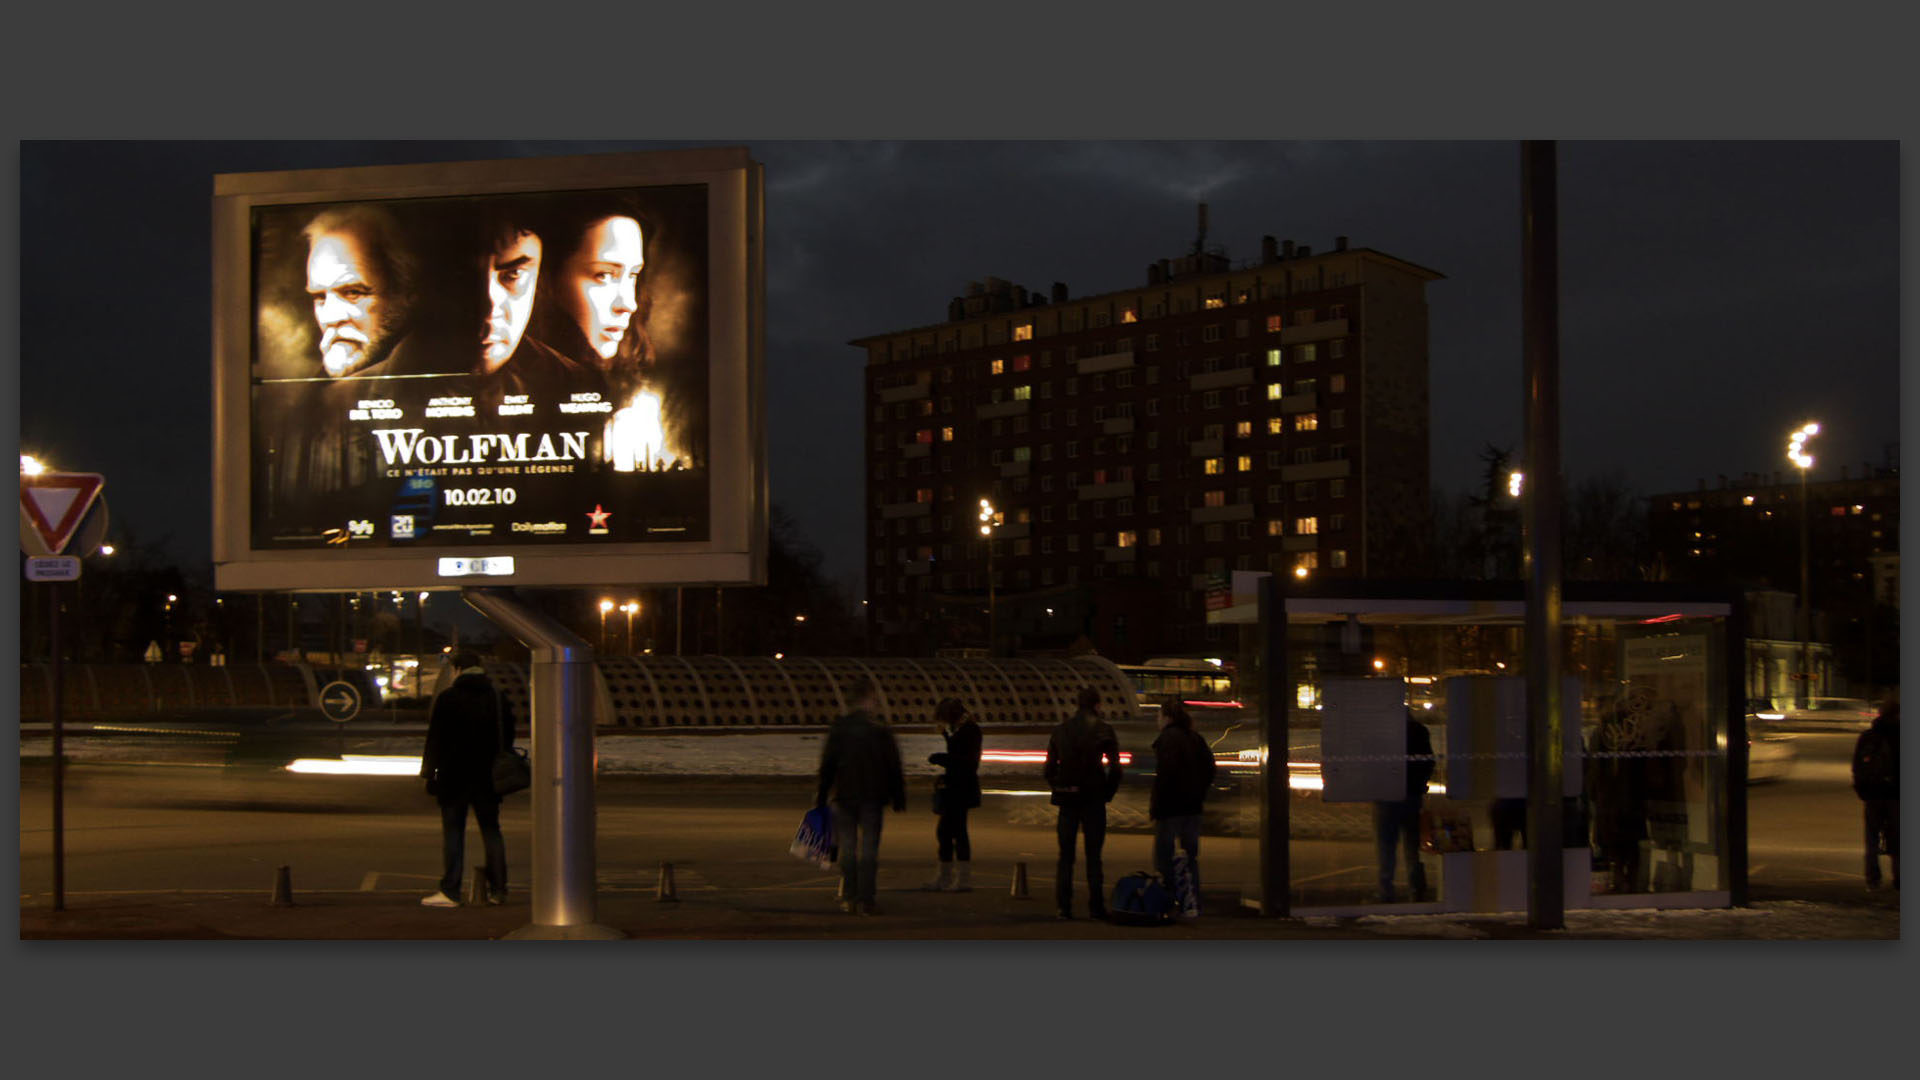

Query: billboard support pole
left=463, top=587, right=623, bottom=940
left=49, top=581, right=66, bottom=911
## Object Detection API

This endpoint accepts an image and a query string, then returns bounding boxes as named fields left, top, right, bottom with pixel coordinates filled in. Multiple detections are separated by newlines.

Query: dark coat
left=1150, top=724, right=1216, bottom=820
left=1045, top=711, right=1123, bottom=806
left=421, top=672, right=508, bottom=805
left=929, top=719, right=983, bottom=811
left=817, top=709, right=907, bottom=810
left=1851, top=709, right=1899, bottom=801
left=1405, top=718, right=1436, bottom=802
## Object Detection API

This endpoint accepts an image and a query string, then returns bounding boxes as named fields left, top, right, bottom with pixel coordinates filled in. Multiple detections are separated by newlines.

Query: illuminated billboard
left=212, top=148, right=765, bottom=591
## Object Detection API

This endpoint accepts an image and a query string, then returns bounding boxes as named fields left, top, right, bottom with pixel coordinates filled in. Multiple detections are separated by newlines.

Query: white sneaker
left=421, top=891, right=459, bottom=907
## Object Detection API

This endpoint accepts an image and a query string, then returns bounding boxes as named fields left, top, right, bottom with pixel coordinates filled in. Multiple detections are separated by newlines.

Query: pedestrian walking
left=1851, top=700, right=1899, bottom=891
left=418, top=652, right=511, bottom=908
left=1044, top=686, right=1124, bottom=920
left=1150, top=700, right=1215, bottom=916
left=923, top=697, right=982, bottom=892
left=815, top=678, right=906, bottom=915
left=1371, top=712, right=1435, bottom=903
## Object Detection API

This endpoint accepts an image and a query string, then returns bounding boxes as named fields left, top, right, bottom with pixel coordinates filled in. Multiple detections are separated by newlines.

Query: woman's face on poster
left=561, top=215, right=644, bottom=360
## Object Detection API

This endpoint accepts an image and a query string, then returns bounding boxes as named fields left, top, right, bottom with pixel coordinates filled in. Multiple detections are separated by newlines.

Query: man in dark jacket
left=419, top=652, right=511, bottom=907
left=1045, top=686, right=1124, bottom=920
left=1851, top=700, right=1899, bottom=891
left=816, top=678, right=906, bottom=915
left=1371, top=713, right=1436, bottom=903
left=1150, top=700, right=1216, bottom=915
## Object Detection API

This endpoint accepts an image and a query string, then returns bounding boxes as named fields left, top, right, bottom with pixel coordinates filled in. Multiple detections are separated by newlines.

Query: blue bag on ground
left=1108, top=871, right=1175, bottom=926
left=790, top=804, right=836, bottom=869
left=1171, top=850, right=1200, bottom=918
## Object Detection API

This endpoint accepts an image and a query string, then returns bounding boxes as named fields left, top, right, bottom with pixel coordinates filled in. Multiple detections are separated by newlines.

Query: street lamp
left=20, top=454, right=46, bottom=476
left=598, top=598, right=614, bottom=653
left=622, top=601, right=639, bottom=655
left=978, top=498, right=998, bottom=655
left=1787, top=421, right=1820, bottom=708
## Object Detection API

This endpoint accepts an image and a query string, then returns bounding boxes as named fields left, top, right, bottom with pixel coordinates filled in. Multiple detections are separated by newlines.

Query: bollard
left=463, top=867, right=488, bottom=907
left=270, top=865, right=294, bottom=908
left=1010, top=861, right=1030, bottom=900
left=656, top=861, right=679, bottom=903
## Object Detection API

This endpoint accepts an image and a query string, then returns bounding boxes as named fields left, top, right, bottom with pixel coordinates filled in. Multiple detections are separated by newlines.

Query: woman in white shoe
left=924, top=698, right=982, bottom=892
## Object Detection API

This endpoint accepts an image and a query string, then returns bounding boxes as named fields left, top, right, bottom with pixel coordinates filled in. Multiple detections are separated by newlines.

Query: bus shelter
left=1201, top=579, right=1745, bottom=917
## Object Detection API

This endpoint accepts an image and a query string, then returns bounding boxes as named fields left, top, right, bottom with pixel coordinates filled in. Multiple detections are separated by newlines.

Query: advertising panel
left=212, top=148, right=764, bottom=591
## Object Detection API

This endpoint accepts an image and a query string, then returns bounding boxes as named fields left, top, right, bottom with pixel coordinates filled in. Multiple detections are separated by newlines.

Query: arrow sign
left=21, top=473, right=105, bottom=556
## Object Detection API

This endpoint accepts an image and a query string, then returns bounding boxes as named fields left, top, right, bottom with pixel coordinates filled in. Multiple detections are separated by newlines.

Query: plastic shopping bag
left=790, top=804, right=837, bottom=869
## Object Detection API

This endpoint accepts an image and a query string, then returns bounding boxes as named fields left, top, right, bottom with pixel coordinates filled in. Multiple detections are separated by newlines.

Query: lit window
left=1122, top=308, right=1138, bottom=323
left=1267, top=348, right=1282, bottom=366
left=1013, top=385, right=1031, bottom=401
left=1235, top=420, right=1253, bottom=437
left=1013, top=323, right=1033, bottom=341
left=1266, top=315, right=1283, bottom=333
left=1295, top=413, right=1318, bottom=432
left=1267, top=520, right=1285, bottom=537
left=1268, top=417, right=1285, bottom=435
left=1204, top=458, right=1224, bottom=476
left=1204, top=295, right=1226, bottom=309
left=1296, top=516, right=1318, bottom=535
left=1117, top=530, right=1137, bottom=548
left=990, top=359, right=1005, bottom=375
left=1237, top=455, right=1253, bottom=472
left=1204, top=490, right=1227, bottom=507
left=1742, top=495, right=1755, bottom=506
left=1267, top=383, right=1285, bottom=401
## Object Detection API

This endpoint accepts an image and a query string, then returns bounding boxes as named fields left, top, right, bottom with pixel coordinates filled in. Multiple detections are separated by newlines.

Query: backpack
left=1853, top=729, right=1897, bottom=796
left=1108, top=871, right=1175, bottom=926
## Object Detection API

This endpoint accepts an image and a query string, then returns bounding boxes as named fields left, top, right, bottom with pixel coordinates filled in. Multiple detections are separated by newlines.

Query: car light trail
left=285, top=755, right=422, bottom=776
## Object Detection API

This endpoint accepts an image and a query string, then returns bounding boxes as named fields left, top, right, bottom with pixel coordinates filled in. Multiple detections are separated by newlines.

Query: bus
left=1114, top=657, right=1239, bottom=710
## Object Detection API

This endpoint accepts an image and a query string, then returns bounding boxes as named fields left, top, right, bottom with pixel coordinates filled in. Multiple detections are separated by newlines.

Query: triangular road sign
left=21, top=472, right=105, bottom=556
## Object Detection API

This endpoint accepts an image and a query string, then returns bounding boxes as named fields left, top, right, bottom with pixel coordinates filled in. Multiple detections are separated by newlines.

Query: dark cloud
left=18, top=140, right=1898, bottom=588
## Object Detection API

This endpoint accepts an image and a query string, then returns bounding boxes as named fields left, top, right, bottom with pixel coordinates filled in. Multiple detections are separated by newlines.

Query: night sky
left=17, top=140, right=1900, bottom=591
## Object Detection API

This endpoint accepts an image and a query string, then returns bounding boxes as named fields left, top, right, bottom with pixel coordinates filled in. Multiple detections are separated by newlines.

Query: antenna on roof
left=1192, top=202, right=1209, bottom=257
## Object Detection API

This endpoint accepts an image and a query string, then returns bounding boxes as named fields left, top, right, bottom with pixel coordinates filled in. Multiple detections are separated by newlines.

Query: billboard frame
left=211, top=147, right=766, bottom=592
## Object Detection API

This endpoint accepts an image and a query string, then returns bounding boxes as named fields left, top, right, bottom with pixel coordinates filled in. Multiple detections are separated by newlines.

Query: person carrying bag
left=922, top=698, right=982, bottom=892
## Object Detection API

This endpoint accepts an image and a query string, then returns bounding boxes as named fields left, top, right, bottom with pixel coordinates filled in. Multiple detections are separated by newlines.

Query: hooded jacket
left=817, top=708, right=907, bottom=810
left=420, top=670, right=509, bottom=804
left=1150, top=723, right=1217, bottom=819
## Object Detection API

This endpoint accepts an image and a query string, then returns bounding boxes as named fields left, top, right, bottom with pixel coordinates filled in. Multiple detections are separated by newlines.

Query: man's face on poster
left=481, top=229, right=542, bottom=374
left=306, top=228, right=394, bottom=378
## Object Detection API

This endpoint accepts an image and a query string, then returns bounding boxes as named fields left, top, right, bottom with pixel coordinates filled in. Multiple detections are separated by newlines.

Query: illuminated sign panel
left=213, top=149, right=765, bottom=591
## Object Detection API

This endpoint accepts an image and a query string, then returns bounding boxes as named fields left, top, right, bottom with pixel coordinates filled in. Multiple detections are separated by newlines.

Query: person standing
left=1045, top=686, right=1124, bottom=920
left=1150, top=700, right=1216, bottom=916
left=418, top=652, right=511, bottom=908
left=816, top=678, right=906, bottom=915
left=923, top=697, right=983, bottom=892
left=1371, top=712, right=1436, bottom=903
left=1851, top=700, right=1899, bottom=891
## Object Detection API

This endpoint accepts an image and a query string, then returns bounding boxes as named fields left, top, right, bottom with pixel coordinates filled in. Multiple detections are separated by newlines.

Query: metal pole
left=1799, top=468, right=1810, bottom=707
left=50, top=581, right=66, bottom=911
left=463, top=587, right=622, bottom=939
left=1258, top=573, right=1290, bottom=916
left=1521, top=139, right=1566, bottom=930
left=987, top=542, right=996, bottom=656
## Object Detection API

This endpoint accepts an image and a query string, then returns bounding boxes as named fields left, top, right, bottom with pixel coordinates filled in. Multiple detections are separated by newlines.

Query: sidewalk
left=20, top=871, right=1901, bottom=941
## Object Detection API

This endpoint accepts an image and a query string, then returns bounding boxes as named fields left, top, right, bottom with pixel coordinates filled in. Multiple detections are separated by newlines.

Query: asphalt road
left=17, top=728, right=1877, bottom=909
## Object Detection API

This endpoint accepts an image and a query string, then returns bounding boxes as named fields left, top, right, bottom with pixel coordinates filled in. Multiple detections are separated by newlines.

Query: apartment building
left=852, top=233, right=1442, bottom=660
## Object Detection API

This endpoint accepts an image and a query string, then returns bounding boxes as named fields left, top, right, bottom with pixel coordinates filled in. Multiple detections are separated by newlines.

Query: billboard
left=212, top=148, right=765, bottom=591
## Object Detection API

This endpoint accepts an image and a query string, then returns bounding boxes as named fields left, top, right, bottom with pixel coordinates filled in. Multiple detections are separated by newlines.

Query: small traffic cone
left=463, top=867, right=488, bottom=906
left=269, top=865, right=294, bottom=907
left=1010, top=861, right=1030, bottom=899
left=656, top=861, right=679, bottom=902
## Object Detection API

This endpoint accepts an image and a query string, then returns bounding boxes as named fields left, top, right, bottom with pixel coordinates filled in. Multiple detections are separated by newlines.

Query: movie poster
left=248, top=185, right=710, bottom=551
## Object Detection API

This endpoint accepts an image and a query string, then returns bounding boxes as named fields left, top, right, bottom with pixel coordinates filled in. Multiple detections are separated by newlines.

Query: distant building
left=851, top=229, right=1442, bottom=660
left=1647, top=463, right=1900, bottom=695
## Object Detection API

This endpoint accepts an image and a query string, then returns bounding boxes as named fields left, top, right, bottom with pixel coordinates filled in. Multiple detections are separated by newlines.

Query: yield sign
left=20, top=472, right=105, bottom=556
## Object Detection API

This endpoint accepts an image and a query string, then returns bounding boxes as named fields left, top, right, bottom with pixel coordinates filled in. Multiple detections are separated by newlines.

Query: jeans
left=936, top=806, right=971, bottom=862
left=1153, top=814, right=1203, bottom=903
left=1864, top=798, right=1899, bottom=885
left=1371, top=798, right=1427, bottom=902
left=1055, top=800, right=1108, bottom=915
left=439, top=796, right=507, bottom=899
left=833, top=801, right=885, bottom=904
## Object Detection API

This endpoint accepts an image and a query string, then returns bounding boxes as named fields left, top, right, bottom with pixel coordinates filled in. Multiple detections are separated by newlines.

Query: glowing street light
left=1508, top=470, right=1524, bottom=498
left=621, top=601, right=640, bottom=655
left=598, top=598, right=614, bottom=653
left=1293, top=565, right=1310, bottom=580
left=978, top=497, right=998, bottom=655
left=1787, top=421, right=1820, bottom=707
left=20, top=454, right=46, bottom=476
